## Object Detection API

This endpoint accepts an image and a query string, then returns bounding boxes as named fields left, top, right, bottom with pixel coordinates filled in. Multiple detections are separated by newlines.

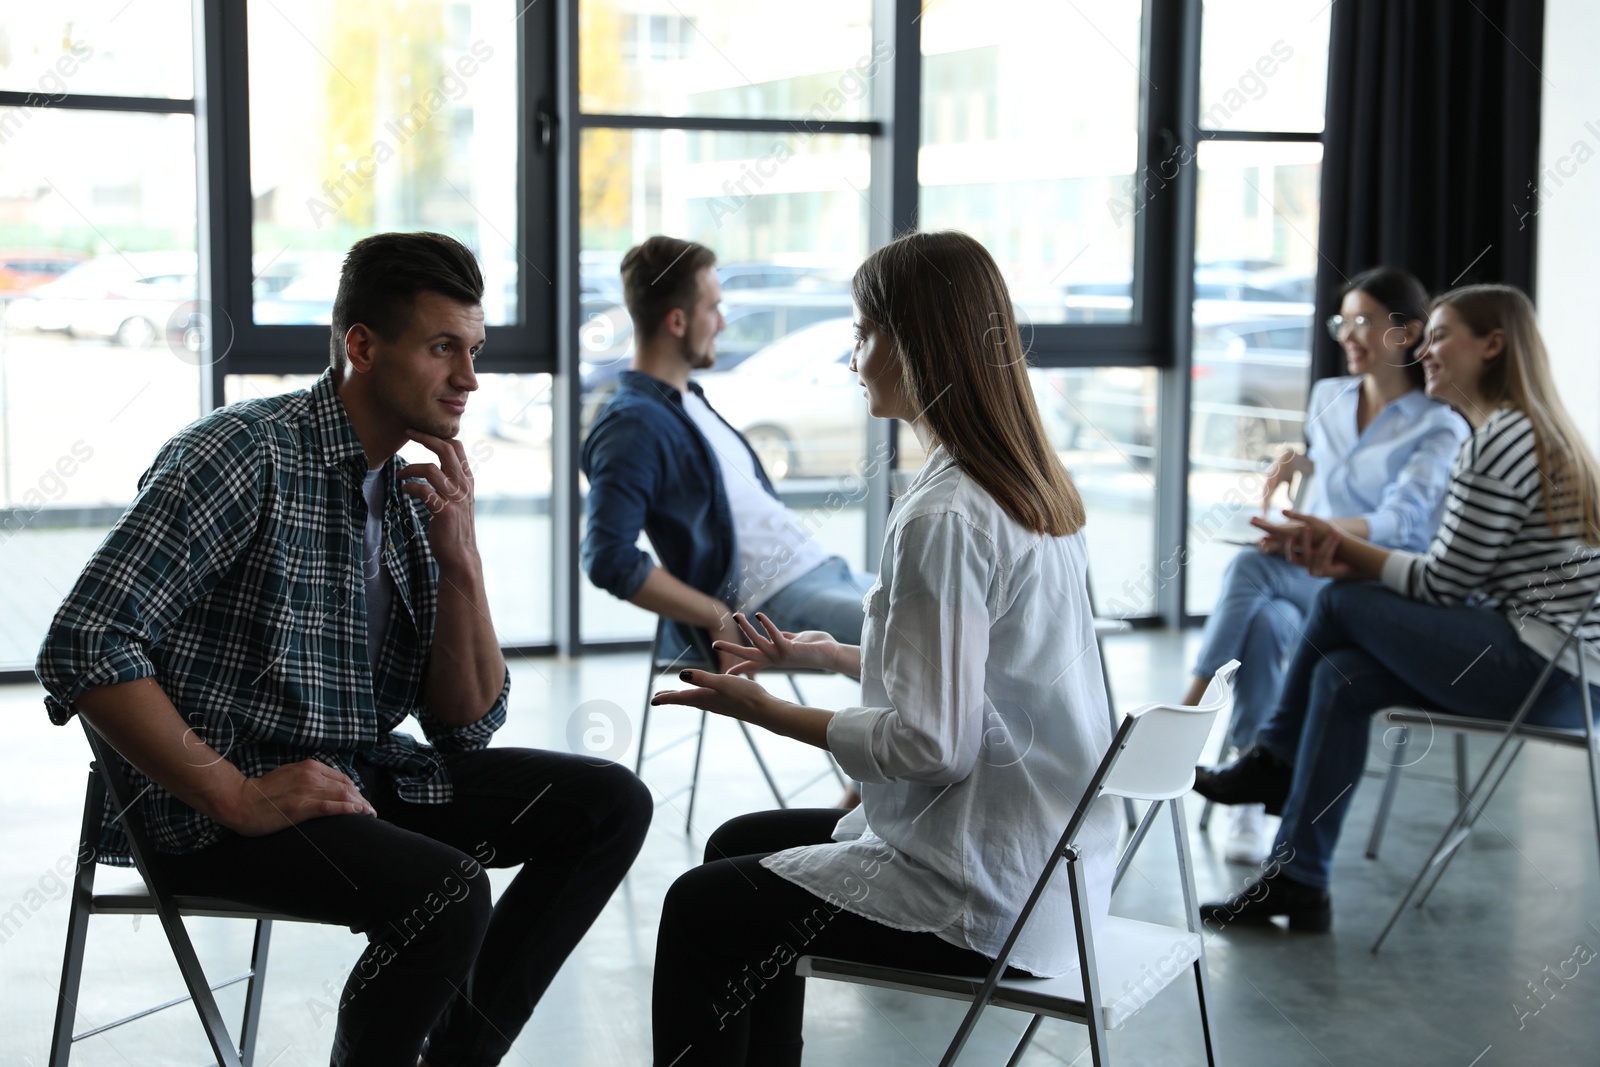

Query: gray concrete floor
left=3, top=630, right=1597, bottom=1065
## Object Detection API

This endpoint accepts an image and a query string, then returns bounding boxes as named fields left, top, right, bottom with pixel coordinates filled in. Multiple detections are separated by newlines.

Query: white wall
left=1539, top=0, right=1600, bottom=452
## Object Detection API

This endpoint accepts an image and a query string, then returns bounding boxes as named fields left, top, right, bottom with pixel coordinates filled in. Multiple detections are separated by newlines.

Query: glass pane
left=0, top=4, right=194, bottom=99
left=0, top=110, right=199, bottom=668
left=247, top=1, right=521, bottom=326
left=579, top=126, right=870, bottom=641
left=579, top=0, right=877, bottom=119
left=227, top=372, right=554, bottom=644
left=919, top=0, right=1142, bottom=325
left=1199, top=0, right=1331, bottom=133
left=1030, top=368, right=1158, bottom=617
left=1186, top=140, right=1322, bottom=615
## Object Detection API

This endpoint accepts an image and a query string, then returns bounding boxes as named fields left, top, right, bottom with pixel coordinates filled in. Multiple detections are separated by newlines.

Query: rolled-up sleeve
left=1362, top=415, right=1469, bottom=550
left=418, top=666, right=509, bottom=752
left=826, top=512, right=993, bottom=786
left=35, top=424, right=263, bottom=724
left=580, top=414, right=659, bottom=600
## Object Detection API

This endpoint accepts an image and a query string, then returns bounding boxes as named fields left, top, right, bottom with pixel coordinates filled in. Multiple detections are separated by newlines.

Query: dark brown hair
left=1341, top=265, right=1430, bottom=389
left=1434, top=284, right=1600, bottom=544
left=620, top=236, right=717, bottom=342
left=330, top=231, right=484, bottom=376
left=852, top=230, right=1086, bottom=537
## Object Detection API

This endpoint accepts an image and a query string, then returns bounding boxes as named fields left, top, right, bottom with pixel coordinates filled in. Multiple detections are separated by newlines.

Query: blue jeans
left=755, top=556, right=875, bottom=645
left=1256, top=581, right=1597, bottom=890
left=1193, top=549, right=1329, bottom=749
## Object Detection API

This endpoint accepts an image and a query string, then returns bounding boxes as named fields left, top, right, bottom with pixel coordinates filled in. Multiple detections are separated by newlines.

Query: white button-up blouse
left=761, top=445, right=1120, bottom=977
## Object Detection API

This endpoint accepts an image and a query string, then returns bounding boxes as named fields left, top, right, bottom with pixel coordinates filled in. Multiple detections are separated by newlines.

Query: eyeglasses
left=1325, top=314, right=1377, bottom=340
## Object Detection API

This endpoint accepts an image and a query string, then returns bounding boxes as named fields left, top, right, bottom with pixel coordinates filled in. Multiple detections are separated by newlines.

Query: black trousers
left=157, top=747, right=652, bottom=1067
left=652, top=808, right=1006, bottom=1067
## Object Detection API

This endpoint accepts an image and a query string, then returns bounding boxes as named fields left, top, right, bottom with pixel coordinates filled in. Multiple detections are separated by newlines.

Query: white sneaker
left=1224, top=803, right=1273, bottom=865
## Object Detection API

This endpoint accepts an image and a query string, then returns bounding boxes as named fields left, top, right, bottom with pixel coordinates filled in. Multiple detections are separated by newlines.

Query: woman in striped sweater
left=1194, top=283, right=1600, bottom=931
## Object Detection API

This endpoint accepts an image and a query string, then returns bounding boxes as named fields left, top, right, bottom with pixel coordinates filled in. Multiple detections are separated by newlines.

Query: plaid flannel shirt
left=36, top=371, right=509, bottom=864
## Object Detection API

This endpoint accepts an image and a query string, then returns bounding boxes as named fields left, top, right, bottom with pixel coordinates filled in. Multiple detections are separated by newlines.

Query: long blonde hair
left=851, top=231, right=1086, bottom=536
left=1437, top=284, right=1600, bottom=544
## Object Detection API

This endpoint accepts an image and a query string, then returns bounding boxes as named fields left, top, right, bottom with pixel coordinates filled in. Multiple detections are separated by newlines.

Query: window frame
left=0, top=0, right=1333, bottom=677
left=203, top=0, right=560, bottom=389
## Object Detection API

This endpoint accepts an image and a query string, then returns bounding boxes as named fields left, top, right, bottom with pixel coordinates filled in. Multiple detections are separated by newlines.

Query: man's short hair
left=330, top=231, right=485, bottom=376
left=619, top=236, right=716, bottom=343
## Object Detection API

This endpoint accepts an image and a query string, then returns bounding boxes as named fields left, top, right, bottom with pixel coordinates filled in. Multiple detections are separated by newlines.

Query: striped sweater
left=1380, top=407, right=1600, bottom=680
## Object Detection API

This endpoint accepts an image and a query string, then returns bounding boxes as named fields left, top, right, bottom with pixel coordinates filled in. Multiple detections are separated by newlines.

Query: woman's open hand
left=713, top=612, right=842, bottom=677
left=650, top=669, right=777, bottom=726
left=1261, top=449, right=1301, bottom=512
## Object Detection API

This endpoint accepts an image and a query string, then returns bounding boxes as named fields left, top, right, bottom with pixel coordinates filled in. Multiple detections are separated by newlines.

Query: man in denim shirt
left=38, top=232, right=651, bottom=1066
left=581, top=236, right=874, bottom=669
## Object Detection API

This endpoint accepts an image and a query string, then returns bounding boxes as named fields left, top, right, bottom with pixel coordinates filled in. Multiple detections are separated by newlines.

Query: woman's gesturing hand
left=1248, top=514, right=1305, bottom=559
left=713, top=612, right=842, bottom=677
left=1279, top=509, right=1359, bottom=579
left=650, top=669, right=776, bottom=726
left=1261, top=448, right=1301, bottom=512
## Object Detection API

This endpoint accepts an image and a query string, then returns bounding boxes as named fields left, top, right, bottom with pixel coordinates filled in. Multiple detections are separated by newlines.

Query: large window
left=246, top=1, right=521, bottom=327
left=576, top=0, right=878, bottom=643
left=230, top=1, right=554, bottom=645
left=919, top=0, right=1143, bottom=326
left=0, top=1, right=1334, bottom=670
left=1184, top=0, right=1329, bottom=616
left=916, top=0, right=1158, bottom=613
left=0, top=12, right=202, bottom=668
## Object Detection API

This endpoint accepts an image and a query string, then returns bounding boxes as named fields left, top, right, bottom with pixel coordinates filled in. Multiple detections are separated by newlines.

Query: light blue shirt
left=1299, top=376, right=1469, bottom=552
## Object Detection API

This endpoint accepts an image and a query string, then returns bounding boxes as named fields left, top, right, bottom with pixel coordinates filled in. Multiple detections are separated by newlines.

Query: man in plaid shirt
left=37, top=231, right=652, bottom=1067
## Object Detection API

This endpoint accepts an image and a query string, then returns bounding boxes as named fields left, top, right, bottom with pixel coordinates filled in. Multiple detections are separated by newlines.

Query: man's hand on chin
left=400, top=429, right=481, bottom=572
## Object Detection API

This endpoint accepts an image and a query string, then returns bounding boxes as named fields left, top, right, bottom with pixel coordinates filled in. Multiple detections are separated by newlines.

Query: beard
left=681, top=331, right=716, bottom=371
left=374, top=372, right=460, bottom=439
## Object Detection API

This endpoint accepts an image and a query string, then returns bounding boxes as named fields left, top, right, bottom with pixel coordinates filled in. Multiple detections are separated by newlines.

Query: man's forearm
left=75, top=677, right=245, bottom=824
left=629, top=566, right=731, bottom=633
left=426, top=555, right=507, bottom=726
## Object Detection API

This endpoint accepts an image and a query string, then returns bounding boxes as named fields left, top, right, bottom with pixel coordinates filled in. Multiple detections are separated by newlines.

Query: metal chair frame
left=50, top=723, right=333, bottom=1067
left=1371, top=583, right=1600, bottom=953
left=796, top=662, right=1240, bottom=1066
left=634, top=616, right=846, bottom=833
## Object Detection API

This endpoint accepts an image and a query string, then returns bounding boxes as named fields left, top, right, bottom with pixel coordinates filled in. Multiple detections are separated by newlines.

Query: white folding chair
left=51, top=722, right=335, bottom=1067
left=1371, top=583, right=1600, bottom=953
left=796, top=660, right=1240, bottom=1067
left=634, top=616, right=846, bottom=833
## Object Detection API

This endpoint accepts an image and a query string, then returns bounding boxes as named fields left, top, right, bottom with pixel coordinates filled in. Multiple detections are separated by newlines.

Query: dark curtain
left=1311, top=0, right=1545, bottom=381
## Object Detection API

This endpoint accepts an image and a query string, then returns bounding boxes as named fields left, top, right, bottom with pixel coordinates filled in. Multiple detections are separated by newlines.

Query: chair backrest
left=1099, top=660, right=1238, bottom=802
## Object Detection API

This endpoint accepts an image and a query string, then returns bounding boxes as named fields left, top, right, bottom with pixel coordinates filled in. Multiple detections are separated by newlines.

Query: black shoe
left=1199, top=867, right=1332, bottom=934
left=1193, top=744, right=1293, bottom=816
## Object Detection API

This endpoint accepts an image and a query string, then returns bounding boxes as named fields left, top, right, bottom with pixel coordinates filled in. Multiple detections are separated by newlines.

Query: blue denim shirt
left=580, top=370, right=779, bottom=623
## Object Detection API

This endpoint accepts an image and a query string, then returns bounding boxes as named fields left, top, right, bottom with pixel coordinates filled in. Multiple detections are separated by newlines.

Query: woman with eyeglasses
left=1182, top=266, right=1468, bottom=865
left=1195, top=284, right=1600, bottom=932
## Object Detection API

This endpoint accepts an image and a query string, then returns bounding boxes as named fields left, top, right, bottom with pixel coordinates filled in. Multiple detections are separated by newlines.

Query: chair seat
left=91, top=879, right=324, bottom=924
left=1382, top=707, right=1589, bottom=748
left=797, top=916, right=1200, bottom=1030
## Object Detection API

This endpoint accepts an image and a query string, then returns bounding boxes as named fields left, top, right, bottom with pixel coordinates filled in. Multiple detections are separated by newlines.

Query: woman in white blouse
left=648, top=230, right=1120, bottom=1066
